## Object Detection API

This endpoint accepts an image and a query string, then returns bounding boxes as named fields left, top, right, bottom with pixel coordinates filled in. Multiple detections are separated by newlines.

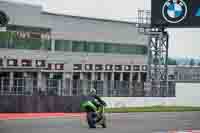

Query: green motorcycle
left=81, top=99, right=107, bottom=128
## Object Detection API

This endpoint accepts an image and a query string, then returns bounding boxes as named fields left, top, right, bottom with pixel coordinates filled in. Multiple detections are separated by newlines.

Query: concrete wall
left=175, top=83, right=200, bottom=107
left=102, top=83, right=200, bottom=108
left=0, top=96, right=91, bottom=113
left=0, top=83, right=199, bottom=112
left=102, top=97, right=176, bottom=108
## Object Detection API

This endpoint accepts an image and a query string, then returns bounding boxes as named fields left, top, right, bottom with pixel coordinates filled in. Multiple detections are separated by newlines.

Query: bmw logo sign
left=162, top=0, right=188, bottom=23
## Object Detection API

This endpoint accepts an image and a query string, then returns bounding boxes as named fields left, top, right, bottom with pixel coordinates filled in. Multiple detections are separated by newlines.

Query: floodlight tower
left=136, top=10, right=169, bottom=97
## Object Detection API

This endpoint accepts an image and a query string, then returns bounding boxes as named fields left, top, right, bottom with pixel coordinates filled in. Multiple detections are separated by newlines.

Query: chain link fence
left=0, top=78, right=175, bottom=97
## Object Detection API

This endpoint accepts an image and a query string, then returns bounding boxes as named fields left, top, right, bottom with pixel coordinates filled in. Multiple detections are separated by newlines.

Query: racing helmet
left=89, top=88, right=97, bottom=96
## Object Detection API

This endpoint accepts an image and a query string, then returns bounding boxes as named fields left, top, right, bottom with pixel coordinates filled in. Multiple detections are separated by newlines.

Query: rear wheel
left=102, top=123, right=106, bottom=128
left=101, top=114, right=107, bottom=128
left=101, top=119, right=107, bottom=128
left=87, top=112, right=96, bottom=128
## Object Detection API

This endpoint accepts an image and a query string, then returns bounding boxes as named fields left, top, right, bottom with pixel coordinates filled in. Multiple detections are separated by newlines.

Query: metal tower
left=137, top=10, right=169, bottom=97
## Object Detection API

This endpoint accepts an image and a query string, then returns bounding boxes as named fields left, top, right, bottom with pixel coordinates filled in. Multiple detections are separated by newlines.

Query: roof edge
left=42, top=11, right=137, bottom=25
left=0, top=0, right=42, bottom=9
left=0, top=1, right=137, bottom=25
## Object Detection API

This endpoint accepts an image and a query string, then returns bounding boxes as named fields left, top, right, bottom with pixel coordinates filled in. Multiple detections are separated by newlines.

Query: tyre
left=102, top=122, right=106, bottom=128
left=101, top=115, right=107, bottom=128
left=87, top=112, right=96, bottom=128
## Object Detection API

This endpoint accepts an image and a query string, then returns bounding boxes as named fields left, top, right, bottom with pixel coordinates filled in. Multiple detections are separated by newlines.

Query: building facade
left=168, top=65, right=200, bottom=82
left=0, top=1, right=148, bottom=96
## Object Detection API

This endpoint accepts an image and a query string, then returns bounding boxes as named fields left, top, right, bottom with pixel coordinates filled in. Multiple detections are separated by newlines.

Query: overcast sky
left=4, top=0, right=200, bottom=58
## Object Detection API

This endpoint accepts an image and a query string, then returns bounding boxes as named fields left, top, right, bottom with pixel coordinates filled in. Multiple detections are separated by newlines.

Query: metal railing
left=0, top=78, right=175, bottom=97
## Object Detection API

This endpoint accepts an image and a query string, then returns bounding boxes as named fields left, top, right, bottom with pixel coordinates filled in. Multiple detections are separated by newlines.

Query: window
left=55, top=64, right=64, bottom=70
left=124, top=65, right=131, bottom=71
left=85, top=42, right=94, bottom=52
left=105, top=64, right=113, bottom=71
left=104, top=43, right=119, bottom=53
left=85, top=42, right=119, bottom=53
left=7, top=59, right=18, bottom=66
left=72, top=41, right=85, bottom=52
left=73, top=64, right=82, bottom=70
left=6, top=24, right=51, bottom=50
left=114, top=44, right=120, bottom=53
left=120, top=45, right=135, bottom=54
left=7, top=25, right=51, bottom=33
left=136, top=46, right=148, bottom=55
left=85, top=64, right=93, bottom=71
left=31, top=39, right=41, bottom=50
left=41, top=39, right=51, bottom=50
left=21, top=59, right=32, bottom=67
left=0, top=31, right=148, bottom=55
left=115, top=65, right=122, bottom=71
left=104, top=43, right=113, bottom=53
left=12, top=38, right=51, bottom=50
left=0, top=32, right=51, bottom=50
left=143, top=46, right=148, bottom=54
left=142, top=65, right=147, bottom=71
left=0, top=58, right=3, bottom=66
left=13, top=38, right=42, bottom=50
left=136, top=46, right=146, bottom=55
left=55, top=40, right=71, bottom=51
left=0, top=32, right=9, bottom=48
left=95, top=64, right=103, bottom=71
left=36, top=60, right=46, bottom=67
left=93, top=42, right=104, bottom=53
left=119, top=45, right=147, bottom=55
left=133, top=65, right=140, bottom=71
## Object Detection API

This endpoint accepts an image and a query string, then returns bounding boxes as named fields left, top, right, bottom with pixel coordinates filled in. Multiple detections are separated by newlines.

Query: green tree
left=189, top=59, right=195, bottom=66
left=168, top=58, right=177, bottom=65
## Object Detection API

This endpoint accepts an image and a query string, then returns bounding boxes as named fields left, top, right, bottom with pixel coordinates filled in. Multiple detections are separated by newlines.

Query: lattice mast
left=136, top=10, right=169, bottom=96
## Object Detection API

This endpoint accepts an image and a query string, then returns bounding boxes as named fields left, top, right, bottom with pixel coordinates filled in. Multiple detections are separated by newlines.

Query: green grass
left=105, top=106, right=200, bottom=113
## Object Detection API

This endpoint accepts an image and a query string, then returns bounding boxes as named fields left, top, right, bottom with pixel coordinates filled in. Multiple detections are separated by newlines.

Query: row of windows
left=0, top=32, right=51, bottom=50
left=55, top=40, right=147, bottom=55
left=0, top=32, right=147, bottom=55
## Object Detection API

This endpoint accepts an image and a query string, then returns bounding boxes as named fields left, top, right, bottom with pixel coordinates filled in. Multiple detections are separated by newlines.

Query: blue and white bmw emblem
left=162, top=0, right=188, bottom=23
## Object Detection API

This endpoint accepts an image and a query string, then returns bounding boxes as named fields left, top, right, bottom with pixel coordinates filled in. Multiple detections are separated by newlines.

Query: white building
left=0, top=1, right=148, bottom=96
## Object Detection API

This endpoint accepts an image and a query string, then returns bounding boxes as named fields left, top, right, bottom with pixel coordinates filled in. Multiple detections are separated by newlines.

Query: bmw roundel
left=162, top=0, right=188, bottom=24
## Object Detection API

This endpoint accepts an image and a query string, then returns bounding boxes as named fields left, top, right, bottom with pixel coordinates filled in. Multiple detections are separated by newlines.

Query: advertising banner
left=151, top=0, right=200, bottom=28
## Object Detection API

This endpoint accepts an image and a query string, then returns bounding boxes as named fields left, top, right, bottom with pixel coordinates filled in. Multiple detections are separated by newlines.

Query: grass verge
left=105, top=106, right=200, bottom=113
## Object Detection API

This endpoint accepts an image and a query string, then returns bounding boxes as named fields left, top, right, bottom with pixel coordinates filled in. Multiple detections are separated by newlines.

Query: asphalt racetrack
left=0, top=112, right=200, bottom=133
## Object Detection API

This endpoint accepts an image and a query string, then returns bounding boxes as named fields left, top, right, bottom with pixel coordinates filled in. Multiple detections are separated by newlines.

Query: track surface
left=0, top=112, right=200, bottom=133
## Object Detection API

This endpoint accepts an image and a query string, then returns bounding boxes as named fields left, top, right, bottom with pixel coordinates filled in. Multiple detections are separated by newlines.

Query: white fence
left=102, top=97, right=176, bottom=108
left=102, top=83, right=200, bottom=107
left=175, top=83, right=200, bottom=107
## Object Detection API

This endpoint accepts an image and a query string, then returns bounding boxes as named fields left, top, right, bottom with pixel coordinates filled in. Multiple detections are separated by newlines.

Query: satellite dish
left=0, top=11, right=9, bottom=27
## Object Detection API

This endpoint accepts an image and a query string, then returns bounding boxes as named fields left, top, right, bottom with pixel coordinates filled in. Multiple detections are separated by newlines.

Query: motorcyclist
left=89, top=88, right=107, bottom=107
left=89, top=88, right=107, bottom=121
